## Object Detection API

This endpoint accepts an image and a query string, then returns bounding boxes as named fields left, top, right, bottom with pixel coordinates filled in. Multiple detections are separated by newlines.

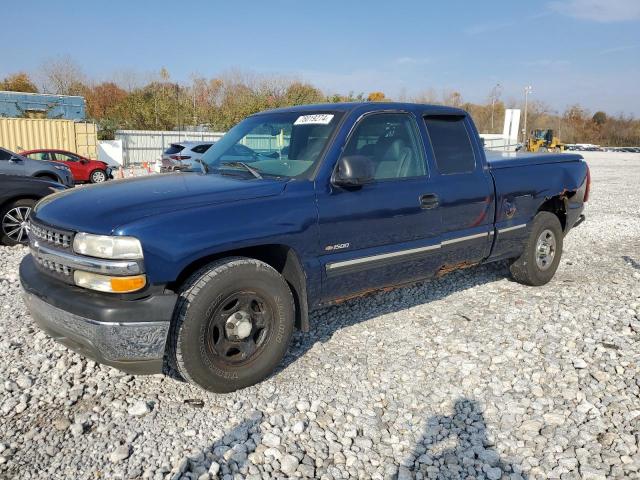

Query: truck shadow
left=398, top=398, right=527, bottom=479
left=281, top=260, right=510, bottom=370
left=622, top=255, right=640, bottom=270
left=174, top=397, right=526, bottom=479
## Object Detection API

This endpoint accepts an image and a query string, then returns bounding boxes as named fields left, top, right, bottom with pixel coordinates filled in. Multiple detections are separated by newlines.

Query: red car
left=21, top=149, right=112, bottom=184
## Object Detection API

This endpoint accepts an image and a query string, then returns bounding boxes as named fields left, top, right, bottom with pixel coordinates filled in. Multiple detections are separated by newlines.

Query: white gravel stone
left=127, top=400, right=151, bottom=416
left=261, top=432, right=281, bottom=448
left=280, top=454, right=300, bottom=475
left=109, top=445, right=131, bottom=463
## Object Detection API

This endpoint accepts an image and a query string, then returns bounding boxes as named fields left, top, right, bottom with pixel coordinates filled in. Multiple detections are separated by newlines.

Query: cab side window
left=343, top=113, right=426, bottom=180
left=424, top=115, right=475, bottom=174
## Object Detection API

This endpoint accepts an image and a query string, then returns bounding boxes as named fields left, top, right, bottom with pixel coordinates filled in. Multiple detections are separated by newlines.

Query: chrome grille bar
left=31, top=241, right=143, bottom=276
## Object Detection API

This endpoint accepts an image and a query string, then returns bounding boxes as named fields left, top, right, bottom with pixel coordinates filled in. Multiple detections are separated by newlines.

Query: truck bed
left=485, top=151, right=584, bottom=169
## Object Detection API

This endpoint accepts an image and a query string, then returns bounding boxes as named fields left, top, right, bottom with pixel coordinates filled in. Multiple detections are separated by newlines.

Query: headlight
left=74, top=271, right=146, bottom=293
left=73, top=233, right=143, bottom=259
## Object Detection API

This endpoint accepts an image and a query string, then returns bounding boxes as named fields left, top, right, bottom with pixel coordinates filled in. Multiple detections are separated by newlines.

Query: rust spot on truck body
left=324, top=261, right=480, bottom=306
left=436, top=261, right=478, bottom=277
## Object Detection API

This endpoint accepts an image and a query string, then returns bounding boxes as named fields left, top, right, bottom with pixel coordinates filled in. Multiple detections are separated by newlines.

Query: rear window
left=191, top=144, right=212, bottom=154
left=164, top=144, right=185, bottom=154
left=424, top=115, right=475, bottom=174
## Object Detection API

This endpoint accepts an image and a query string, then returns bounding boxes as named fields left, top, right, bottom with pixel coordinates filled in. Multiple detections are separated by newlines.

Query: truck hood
left=34, top=173, right=287, bottom=234
left=486, top=151, right=584, bottom=169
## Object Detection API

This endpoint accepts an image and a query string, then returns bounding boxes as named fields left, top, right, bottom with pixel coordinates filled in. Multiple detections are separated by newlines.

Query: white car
left=157, top=141, right=214, bottom=173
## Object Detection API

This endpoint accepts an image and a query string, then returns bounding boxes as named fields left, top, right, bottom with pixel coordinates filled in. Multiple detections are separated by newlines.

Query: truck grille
left=29, top=220, right=74, bottom=249
left=34, top=255, right=73, bottom=277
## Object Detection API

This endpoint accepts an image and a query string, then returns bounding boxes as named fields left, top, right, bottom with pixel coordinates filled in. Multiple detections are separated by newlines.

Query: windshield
left=201, top=111, right=343, bottom=178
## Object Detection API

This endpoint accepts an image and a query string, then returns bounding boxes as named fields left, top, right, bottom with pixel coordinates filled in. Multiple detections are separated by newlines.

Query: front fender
left=115, top=181, right=319, bottom=286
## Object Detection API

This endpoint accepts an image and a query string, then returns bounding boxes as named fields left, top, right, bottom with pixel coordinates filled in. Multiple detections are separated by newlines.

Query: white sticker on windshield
left=294, top=114, right=334, bottom=125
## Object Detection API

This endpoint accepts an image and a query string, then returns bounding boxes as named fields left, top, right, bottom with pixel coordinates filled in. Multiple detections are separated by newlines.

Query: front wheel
left=89, top=169, right=107, bottom=183
left=167, top=257, right=295, bottom=393
left=1, top=198, right=36, bottom=246
left=509, top=212, right=563, bottom=286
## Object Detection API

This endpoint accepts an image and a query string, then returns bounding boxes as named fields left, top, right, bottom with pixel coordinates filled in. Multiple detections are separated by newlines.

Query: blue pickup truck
left=20, top=103, right=590, bottom=392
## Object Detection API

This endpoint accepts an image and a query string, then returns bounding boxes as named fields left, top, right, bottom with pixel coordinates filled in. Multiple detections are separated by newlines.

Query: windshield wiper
left=219, top=161, right=262, bottom=179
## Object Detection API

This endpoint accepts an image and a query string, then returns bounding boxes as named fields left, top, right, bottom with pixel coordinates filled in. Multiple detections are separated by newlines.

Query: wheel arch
left=32, top=171, right=61, bottom=182
left=536, top=195, right=568, bottom=232
left=0, top=194, right=41, bottom=213
left=168, top=244, right=310, bottom=332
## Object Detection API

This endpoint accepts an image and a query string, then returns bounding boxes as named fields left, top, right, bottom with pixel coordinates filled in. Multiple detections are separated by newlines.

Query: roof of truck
left=257, top=102, right=467, bottom=116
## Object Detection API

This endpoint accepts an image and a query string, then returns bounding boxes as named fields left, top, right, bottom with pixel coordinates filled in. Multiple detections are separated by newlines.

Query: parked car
left=157, top=141, right=214, bottom=172
left=0, top=174, right=68, bottom=245
left=0, top=147, right=73, bottom=187
left=21, top=149, right=112, bottom=183
left=20, top=102, right=590, bottom=393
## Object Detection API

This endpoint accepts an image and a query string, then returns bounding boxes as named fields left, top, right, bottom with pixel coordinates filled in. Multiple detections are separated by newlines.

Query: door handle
left=420, top=193, right=439, bottom=209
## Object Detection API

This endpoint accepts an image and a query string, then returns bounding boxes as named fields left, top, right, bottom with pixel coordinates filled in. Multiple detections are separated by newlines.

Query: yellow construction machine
left=526, top=129, right=565, bottom=152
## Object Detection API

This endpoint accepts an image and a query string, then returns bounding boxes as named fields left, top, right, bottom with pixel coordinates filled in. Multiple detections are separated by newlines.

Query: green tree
left=592, top=111, right=607, bottom=125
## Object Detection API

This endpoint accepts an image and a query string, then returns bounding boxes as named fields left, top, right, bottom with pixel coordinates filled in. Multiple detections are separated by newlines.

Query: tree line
left=2, top=58, right=639, bottom=146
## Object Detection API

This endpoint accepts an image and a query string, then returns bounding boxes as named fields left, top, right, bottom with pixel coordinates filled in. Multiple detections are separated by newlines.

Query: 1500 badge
left=325, top=243, right=350, bottom=251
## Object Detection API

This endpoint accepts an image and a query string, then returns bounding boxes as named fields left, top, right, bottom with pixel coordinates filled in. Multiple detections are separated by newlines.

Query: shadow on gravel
left=622, top=255, right=640, bottom=270
left=399, top=398, right=527, bottom=479
left=280, top=261, right=510, bottom=371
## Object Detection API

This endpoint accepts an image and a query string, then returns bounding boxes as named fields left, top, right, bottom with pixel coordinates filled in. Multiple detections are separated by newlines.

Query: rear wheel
left=509, top=212, right=563, bottom=286
left=90, top=169, right=107, bottom=183
left=1, top=198, right=36, bottom=246
left=167, top=257, right=295, bottom=393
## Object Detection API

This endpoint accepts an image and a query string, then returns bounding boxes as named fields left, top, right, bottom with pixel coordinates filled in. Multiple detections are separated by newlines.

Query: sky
left=2, top=0, right=640, bottom=115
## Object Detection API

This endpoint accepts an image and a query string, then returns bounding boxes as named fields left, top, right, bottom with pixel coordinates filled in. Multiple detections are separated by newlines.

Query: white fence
left=115, top=130, right=225, bottom=165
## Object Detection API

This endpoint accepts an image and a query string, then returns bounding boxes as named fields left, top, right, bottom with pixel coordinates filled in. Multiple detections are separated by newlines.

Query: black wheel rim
left=205, top=291, right=273, bottom=366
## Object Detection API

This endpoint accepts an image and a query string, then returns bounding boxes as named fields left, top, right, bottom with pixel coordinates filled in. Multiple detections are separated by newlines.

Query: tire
left=89, top=169, right=107, bottom=183
left=1, top=198, right=36, bottom=246
left=167, top=257, right=295, bottom=393
left=509, top=212, right=563, bottom=286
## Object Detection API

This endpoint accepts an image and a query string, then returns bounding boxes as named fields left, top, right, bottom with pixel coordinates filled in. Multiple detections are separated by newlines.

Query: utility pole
left=490, top=83, right=502, bottom=132
left=175, top=83, right=181, bottom=141
left=523, top=85, right=533, bottom=144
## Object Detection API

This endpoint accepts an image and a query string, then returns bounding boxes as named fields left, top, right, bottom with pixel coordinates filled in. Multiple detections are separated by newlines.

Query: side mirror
left=9, top=156, right=23, bottom=163
left=80, top=159, right=89, bottom=164
left=332, top=155, right=375, bottom=187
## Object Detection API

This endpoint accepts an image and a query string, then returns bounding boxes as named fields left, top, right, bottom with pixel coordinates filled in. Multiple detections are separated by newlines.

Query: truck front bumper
left=20, top=255, right=178, bottom=374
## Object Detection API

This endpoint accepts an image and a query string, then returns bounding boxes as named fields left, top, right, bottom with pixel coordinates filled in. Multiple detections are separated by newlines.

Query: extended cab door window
left=424, top=115, right=475, bottom=174
left=316, top=112, right=441, bottom=302
left=423, top=114, right=494, bottom=263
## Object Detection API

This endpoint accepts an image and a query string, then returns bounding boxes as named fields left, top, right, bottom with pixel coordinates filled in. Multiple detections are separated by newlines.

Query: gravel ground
left=1, top=153, right=639, bottom=480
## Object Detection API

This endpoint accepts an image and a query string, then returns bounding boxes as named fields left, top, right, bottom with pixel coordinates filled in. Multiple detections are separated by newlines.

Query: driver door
left=315, top=112, right=442, bottom=302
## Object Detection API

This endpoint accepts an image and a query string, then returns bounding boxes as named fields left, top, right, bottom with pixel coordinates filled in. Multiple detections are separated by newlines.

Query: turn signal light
left=110, top=275, right=147, bottom=293
left=74, top=271, right=146, bottom=293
